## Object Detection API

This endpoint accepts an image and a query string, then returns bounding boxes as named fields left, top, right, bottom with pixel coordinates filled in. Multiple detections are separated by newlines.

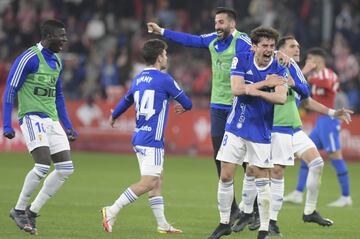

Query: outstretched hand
left=174, top=104, right=186, bottom=114
left=334, top=108, right=354, bottom=124
left=147, top=22, right=162, bottom=34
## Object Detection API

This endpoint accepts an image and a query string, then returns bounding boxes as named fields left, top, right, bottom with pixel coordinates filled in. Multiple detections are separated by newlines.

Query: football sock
left=109, top=188, right=138, bottom=216
left=270, top=177, right=284, bottom=221
left=218, top=180, right=233, bottom=224
left=304, top=157, right=324, bottom=215
left=242, top=175, right=257, bottom=214
left=296, top=160, right=308, bottom=192
left=15, top=164, right=50, bottom=211
left=31, top=162, right=74, bottom=213
left=255, top=178, right=271, bottom=232
left=149, top=196, right=168, bottom=227
left=331, top=159, right=350, bottom=196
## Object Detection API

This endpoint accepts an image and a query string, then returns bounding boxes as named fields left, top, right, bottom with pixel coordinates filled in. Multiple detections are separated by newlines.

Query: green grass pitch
left=0, top=151, right=359, bottom=238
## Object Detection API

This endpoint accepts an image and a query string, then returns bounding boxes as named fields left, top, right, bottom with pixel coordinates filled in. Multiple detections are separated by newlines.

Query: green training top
left=273, top=69, right=302, bottom=129
left=18, top=46, right=62, bottom=120
left=209, top=31, right=242, bottom=106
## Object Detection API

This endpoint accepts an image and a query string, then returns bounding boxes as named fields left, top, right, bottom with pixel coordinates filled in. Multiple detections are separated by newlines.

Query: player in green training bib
left=2, top=19, right=77, bottom=235
left=266, top=36, right=351, bottom=236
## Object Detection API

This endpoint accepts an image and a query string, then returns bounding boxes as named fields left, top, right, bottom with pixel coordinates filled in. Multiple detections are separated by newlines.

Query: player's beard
left=217, top=28, right=231, bottom=40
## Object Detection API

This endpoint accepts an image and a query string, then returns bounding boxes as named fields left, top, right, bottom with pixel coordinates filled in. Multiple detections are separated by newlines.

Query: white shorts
left=271, top=132, right=294, bottom=166
left=134, top=146, right=164, bottom=177
left=293, top=130, right=316, bottom=157
left=20, top=115, right=70, bottom=154
left=217, top=132, right=273, bottom=168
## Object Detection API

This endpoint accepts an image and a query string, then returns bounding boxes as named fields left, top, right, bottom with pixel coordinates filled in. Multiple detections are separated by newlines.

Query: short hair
left=276, top=35, right=296, bottom=49
left=250, top=26, right=279, bottom=45
left=215, top=7, right=237, bottom=21
left=142, top=39, right=168, bottom=65
left=306, top=47, right=327, bottom=59
left=40, top=19, right=66, bottom=39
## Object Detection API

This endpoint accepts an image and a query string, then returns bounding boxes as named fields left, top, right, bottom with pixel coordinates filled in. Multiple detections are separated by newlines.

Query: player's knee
left=271, top=165, right=285, bottom=179
left=308, top=157, right=324, bottom=172
left=33, top=163, right=51, bottom=178
left=54, top=161, right=74, bottom=179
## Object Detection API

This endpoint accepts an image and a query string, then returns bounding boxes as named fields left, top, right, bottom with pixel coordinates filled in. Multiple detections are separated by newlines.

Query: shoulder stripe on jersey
left=155, top=100, right=167, bottom=141
left=11, top=50, right=36, bottom=87
left=239, top=34, right=251, bottom=46
left=291, top=61, right=307, bottom=84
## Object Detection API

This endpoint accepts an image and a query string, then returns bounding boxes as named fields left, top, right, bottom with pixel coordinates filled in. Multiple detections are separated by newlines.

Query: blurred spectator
left=0, top=0, right=359, bottom=111
left=76, top=94, right=103, bottom=126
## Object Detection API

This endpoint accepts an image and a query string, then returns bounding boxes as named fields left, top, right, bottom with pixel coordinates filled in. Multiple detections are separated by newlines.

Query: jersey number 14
left=134, top=90, right=156, bottom=120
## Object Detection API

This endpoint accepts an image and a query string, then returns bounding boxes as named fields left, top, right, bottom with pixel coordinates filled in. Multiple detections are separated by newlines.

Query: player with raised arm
left=284, top=47, right=353, bottom=207
left=2, top=19, right=77, bottom=235
left=207, top=26, right=288, bottom=239
left=101, top=39, right=192, bottom=234
left=147, top=7, right=251, bottom=222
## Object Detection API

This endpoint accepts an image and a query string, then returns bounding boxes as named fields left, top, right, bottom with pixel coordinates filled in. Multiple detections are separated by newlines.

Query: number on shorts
left=222, top=134, right=228, bottom=146
left=35, top=122, right=46, bottom=133
left=134, top=90, right=156, bottom=120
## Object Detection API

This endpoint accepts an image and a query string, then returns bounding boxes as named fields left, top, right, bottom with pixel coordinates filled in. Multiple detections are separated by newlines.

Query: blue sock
left=296, top=160, right=308, bottom=192
left=331, top=159, right=350, bottom=196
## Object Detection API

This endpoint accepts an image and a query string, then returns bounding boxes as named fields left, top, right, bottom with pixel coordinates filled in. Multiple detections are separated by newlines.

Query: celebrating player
left=2, top=19, right=77, bottom=235
left=101, top=39, right=192, bottom=234
left=207, top=26, right=288, bottom=239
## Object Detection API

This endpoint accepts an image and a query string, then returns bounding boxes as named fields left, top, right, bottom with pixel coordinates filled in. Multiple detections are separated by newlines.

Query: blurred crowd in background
left=0, top=0, right=360, bottom=111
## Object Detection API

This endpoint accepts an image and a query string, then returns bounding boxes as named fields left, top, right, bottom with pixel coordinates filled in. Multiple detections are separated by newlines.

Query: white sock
left=255, top=178, right=271, bottom=232
left=30, top=162, right=74, bottom=213
left=242, top=175, right=257, bottom=214
left=218, top=180, right=233, bottom=224
left=149, top=196, right=168, bottom=228
left=270, top=178, right=284, bottom=221
left=304, top=157, right=324, bottom=215
left=109, top=188, right=138, bottom=216
left=15, top=164, right=50, bottom=211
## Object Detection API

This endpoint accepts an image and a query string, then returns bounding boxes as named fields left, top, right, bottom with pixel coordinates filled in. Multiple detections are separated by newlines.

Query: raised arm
left=147, top=22, right=214, bottom=48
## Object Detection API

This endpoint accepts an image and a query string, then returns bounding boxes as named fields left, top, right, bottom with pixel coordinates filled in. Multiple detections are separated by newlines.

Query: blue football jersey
left=227, top=52, right=287, bottom=143
left=112, top=68, right=192, bottom=148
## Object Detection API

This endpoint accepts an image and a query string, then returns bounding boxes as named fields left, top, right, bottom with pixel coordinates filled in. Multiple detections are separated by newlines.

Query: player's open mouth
left=217, top=30, right=224, bottom=37
left=263, top=53, right=272, bottom=61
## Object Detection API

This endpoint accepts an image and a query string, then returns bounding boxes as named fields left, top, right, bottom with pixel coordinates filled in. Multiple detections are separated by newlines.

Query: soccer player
left=207, top=26, right=288, bottom=239
left=2, top=19, right=77, bottom=235
left=238, top=36, right=351, bottom=237
left=147, top=7, right=251, bottom=222
left=284, top=47, right=353, bottom=207
left=101, top=39, right=192, bottom=234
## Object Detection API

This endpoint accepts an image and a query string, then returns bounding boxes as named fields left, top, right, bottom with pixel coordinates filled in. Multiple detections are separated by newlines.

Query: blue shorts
left=210, top=107, right=231, bottom=137
left=309, top=115, right=341, bottom=153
